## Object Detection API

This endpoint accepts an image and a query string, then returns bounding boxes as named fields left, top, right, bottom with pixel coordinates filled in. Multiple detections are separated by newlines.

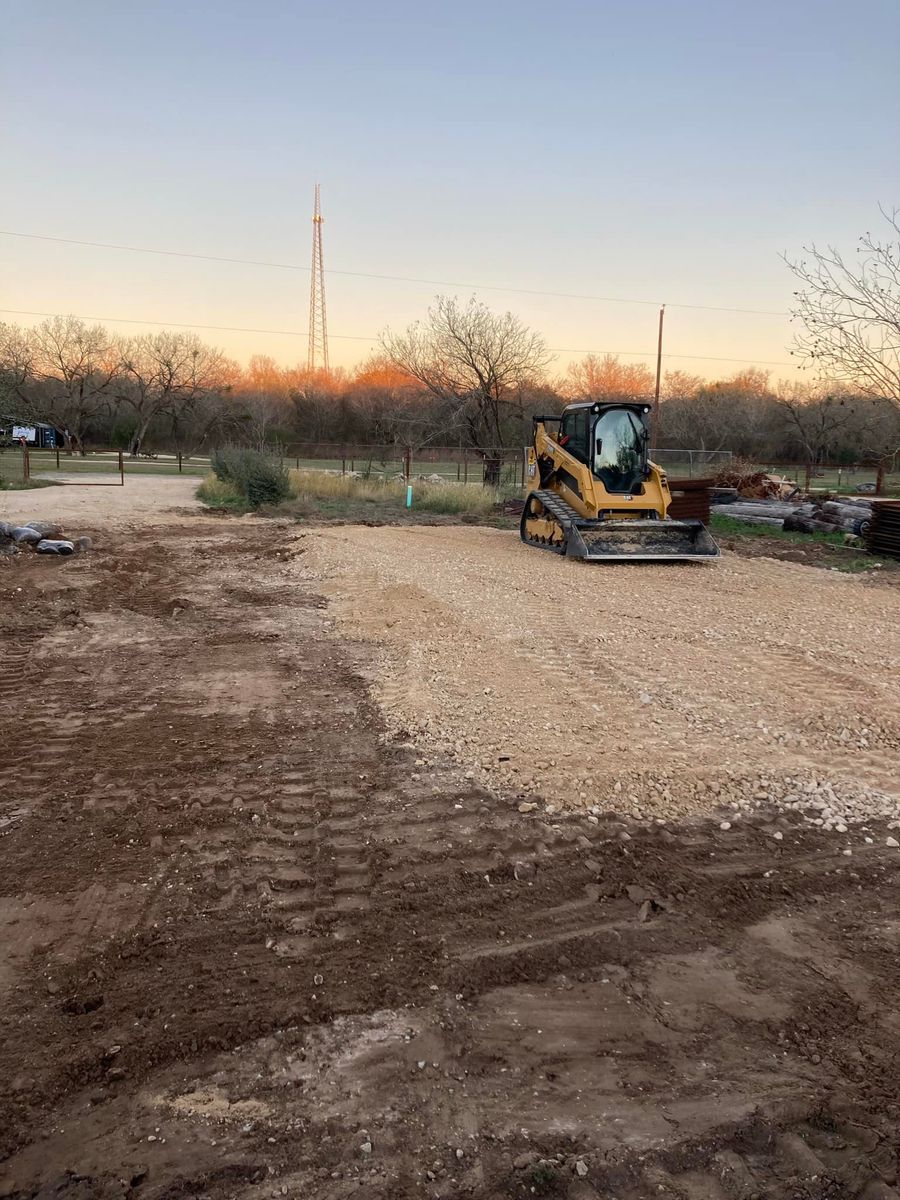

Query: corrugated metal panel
left=866, top=500, right=900, bottom=559
left=668, top=478, right=712, bottom=524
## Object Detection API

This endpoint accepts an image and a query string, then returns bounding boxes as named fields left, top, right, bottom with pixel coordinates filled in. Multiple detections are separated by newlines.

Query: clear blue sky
left=2, top=0, right=898, bottom=378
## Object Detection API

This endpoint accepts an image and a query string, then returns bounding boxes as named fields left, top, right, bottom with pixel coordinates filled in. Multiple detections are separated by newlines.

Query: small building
left=1, top=419, right=61, bottom=449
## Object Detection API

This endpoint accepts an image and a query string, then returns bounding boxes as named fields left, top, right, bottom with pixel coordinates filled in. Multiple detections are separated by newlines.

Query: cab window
left=559, top=409, right=589, bottom=464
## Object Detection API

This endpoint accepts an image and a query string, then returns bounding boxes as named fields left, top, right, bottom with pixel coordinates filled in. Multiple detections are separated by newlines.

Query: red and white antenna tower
left=307, top=183, right=329, bottom=372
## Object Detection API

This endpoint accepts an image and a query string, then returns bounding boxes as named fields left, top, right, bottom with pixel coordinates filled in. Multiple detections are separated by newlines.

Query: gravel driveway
left=300, top=524, right=900, bottom=828
left=1, top=474, right=203, bottom=529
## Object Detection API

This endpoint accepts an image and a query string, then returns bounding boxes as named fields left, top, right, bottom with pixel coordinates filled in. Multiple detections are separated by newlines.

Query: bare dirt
left=1, top=511, right=900, bottom=1200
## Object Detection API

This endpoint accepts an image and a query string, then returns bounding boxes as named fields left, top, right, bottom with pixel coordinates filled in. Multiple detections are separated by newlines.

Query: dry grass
left=287, top=469, right=500, bottom=515
left=196, top=474, right=245, bottom=508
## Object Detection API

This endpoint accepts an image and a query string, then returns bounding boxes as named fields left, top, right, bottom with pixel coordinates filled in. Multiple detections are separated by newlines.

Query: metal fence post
left=119, top=449, right=124, bottom=486
left=463, top=452, right=468, bottom=484
left=56, top=446, right=60, bottom=470
left=177, top=452, right=183, bottom=473
left=23, top=447, right=30, bottom=482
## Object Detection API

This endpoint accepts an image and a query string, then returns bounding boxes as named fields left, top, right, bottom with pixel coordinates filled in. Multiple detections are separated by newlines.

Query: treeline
left=2, top=313, right=898, bottom=473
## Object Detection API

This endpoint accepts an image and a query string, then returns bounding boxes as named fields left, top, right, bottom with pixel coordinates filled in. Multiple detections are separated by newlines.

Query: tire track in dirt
left=2, top=522, right=900, bottom=1200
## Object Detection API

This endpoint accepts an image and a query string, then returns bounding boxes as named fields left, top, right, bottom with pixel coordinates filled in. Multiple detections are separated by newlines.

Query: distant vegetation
left=4, top=212, right=900, bottom=485
left=198, top=463, right=504, bottom=518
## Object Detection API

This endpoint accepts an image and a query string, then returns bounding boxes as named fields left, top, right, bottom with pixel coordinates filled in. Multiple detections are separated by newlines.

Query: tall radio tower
left=307, top=184, right=329, bottom=372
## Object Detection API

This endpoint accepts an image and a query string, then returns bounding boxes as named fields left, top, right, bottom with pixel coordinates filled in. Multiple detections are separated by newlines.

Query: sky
left=2, top=0, right=899, bottom=380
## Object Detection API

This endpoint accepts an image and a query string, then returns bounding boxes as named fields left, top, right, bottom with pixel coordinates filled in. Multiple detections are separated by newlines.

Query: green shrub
left=210, top=447, right=290, bottom=508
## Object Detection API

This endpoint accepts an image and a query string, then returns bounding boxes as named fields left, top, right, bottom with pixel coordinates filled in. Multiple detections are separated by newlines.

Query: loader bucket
left=567, top=518, right=720, bottom=562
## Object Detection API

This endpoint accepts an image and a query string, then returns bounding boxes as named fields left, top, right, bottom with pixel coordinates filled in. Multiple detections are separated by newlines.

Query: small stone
left=575, top=1160, right=589, bottom=1177
left=313, top=973, right=324, bottom=985
left=35, top=539, right=76, bottom=555
left=772, top=831, right=783, bottom=841
left=360, top=1141, right=373, bottom=1155
left=719, top=821, right=731, bottom=831
left=455, top=1148, right=464, bottom=1160
left=886, top=837, right=899, bottom=848
left=626, top=884, right=653, bottom=904
left=518, top=802, right=537, bottom=813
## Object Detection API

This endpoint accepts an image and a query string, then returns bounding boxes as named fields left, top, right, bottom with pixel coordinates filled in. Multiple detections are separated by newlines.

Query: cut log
left=713, top=502, right=801, bottom=519
left=782, top=514, right=843, bottom=534
left=711, top=509, right=785, bottom=527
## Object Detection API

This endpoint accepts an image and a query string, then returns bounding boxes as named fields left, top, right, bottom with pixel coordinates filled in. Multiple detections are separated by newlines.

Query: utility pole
left=652, top=304, right=665, bottom=448
left=307, top=183, right=329, bottom=373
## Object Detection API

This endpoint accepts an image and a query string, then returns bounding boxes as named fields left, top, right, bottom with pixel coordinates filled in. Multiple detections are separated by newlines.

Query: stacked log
left=711, top=495, right=874, bottom=536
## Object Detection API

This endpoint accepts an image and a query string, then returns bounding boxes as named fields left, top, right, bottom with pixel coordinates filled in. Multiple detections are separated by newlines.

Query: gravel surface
left=300, top=525, right=900, bottom=828
left=0, top=474, right=202, bottom=528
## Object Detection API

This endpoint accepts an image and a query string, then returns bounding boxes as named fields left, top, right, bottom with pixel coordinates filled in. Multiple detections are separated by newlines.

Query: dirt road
left=2, top=475, right=202, bottom=528
left=2, top=516, right=900, bottom=1200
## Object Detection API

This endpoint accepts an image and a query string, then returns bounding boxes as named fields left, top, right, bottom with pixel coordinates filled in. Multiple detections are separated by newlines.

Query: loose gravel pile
left=298, top=526, right=900, bottom=830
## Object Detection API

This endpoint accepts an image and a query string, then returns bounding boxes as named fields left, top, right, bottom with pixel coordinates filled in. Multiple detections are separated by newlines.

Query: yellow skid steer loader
left=521, top=401, right=720, bottom=562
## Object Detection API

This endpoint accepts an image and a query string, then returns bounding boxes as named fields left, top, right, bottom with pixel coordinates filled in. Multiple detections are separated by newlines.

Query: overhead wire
left=0, top=229, right=790, bottom=317
left=0, top=308, right=797, bottom=367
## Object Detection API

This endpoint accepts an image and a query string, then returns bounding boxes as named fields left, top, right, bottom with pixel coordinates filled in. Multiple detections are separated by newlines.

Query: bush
left=210, top=447, right=290, bottom=508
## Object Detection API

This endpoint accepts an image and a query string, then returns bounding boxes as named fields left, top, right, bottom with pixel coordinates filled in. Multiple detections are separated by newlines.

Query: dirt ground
left=1, top=498, right=900, bottom=1200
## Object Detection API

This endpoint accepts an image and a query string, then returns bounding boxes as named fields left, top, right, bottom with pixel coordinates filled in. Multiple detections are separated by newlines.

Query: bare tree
left=116, top=332, right=229, bottom=456
left=844, top=395, right=900, bottom=493
left=0, top=322, right=35, bottom=417
left=785, top=209, right=900, bottom=408
left=564, top=353, right=654, bottom=402
left=28, top=316, right=118, bottom=453
left=381, top=296, right=550, bottom=485
left=777, top=387, right=856, bottom=490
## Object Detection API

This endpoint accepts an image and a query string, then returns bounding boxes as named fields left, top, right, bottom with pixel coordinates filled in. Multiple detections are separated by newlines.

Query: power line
left=0, top=229, right=790, bottom=317
left=0, top=307, right=797, bottom=367
left=0, top=307, right=371, bottom=340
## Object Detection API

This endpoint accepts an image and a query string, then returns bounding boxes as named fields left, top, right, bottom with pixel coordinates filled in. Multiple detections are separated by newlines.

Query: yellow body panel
left=530, top=421, right=670, bottom=519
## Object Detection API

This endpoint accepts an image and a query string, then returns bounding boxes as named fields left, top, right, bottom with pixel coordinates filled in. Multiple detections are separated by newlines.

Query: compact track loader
left=521, top=401, right=720, bottom=562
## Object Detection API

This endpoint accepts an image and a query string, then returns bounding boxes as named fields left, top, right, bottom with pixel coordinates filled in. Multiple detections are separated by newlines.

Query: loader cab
left=559, top=402, right=651, bottom=494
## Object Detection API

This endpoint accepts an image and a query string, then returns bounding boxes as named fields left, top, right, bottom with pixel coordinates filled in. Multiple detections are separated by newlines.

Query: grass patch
left=0, top=478, right=60, bottom=491
left=708, top=512, right=897, bottom=574
left=196, top=473, right=250, bottom=511
left=286, top=469, right=501, bottom=516
left=196, top=464, right=510, bottom=521
left=709, top=513, right=847, bottom=546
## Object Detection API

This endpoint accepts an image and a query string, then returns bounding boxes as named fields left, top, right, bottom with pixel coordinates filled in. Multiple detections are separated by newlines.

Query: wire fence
left=3, top=441, right=897, bottom=496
